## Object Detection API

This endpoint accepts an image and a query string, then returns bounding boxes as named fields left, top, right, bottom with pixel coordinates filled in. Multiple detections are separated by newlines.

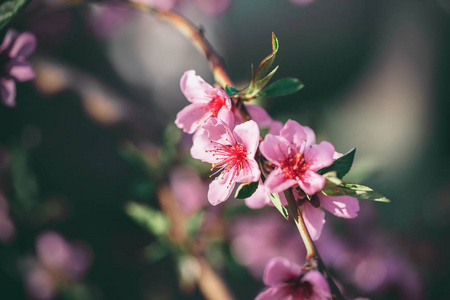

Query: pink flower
left=259, top=119, right=335, bottom=195
left=0, top=29, right=36, bottom=106
left=256, top=257, right=331, bottom=300
left=175, top=70, right=232, bottom=134
left=191, top=117, right=260, bottom=205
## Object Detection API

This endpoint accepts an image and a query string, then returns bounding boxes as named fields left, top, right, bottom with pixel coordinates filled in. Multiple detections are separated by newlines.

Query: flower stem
left=128, top=1, right=234, bottom=88
left=283, top=188, right=316, bottom=258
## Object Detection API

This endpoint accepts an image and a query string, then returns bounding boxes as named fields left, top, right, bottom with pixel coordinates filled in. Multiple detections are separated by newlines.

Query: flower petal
left=0, top=30, right=17, bottom=53
left=190, top=118, right=227, bottom=163
left=302, top=125, right=316, bottom=148
left=235, top=158, right=260, bottom=183
left=263, top=257, right=301, bottom=286
left=265, top=168, right=296, bottom=194
left=268, top=120, right=283, bottom=135
left=9, top=32, right=36, bottom=58
left=302, top=202, right=325, bottom=241
left=255, top=286, right=292, bottom=300
left=175, top=103, right=210, bottom=134
left=0, top=78, right=16, bottom=107
left=298, top=170, right=325, bottom=195
left=246, top=105, right=272, bottom=128
left=233, top=120, right=260, bottom=157
left=318, top=194, right=359, bottom=219
left=302, top=270, right=332, bottom=299
left=280, top=119, right=307, bottom=148
left=180, top=70, right=214, bottom=104
left=244, top=182, right=271, bottom=209
left=305, top=141, right=335, bottom=171
left=260, top=134, right=290, bottom=166
left=207, top=171, right=234, bottom=205
left=7, top=60, right=35, bottom=82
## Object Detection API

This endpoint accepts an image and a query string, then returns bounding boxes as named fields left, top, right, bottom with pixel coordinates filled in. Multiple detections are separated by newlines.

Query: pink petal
left=333, top=151, right=343, bottom=160
left=244, top=182, right=271, bottom=209
left=298, top=170, right=325, bottom=195
left=255, top=286, right=292, bottom=300
left=0, top=30, right=17, bottom=53
left=302, top=270, right=331, bottom=299
left=259, top=134, right=290, bottom=166
left=264, top=168, right=296, bottom=194
left=7, top=61, right=35, bottom=82
left=0, top=78, right=16, bottom=107
left=289, top=0, right=316, bottom=6
left=268, top=120, right=283, bottom=135
left=303, top=126, right=316, bottom=148
left=302, top=202, right=325, bottom=241
left=263, top=257, right=301, bottom=286
left=216, top=107, right=235, bottom=128
left=175, top=103, right=210, bottom=134
left=233, top=120, right=260, bottom=157
left=207, top=171, right=234, bottom=205
left=246, top=105, right=272, bottom=128
left=235, top=158, right=260, bottom=183
left=318, top=194, right=359, bottom=219
left=190, top=118, right=228, bottom=162
left=9, top=32, right=36, bottom=58
left=279, top=119, right=307, bottom=148
left=305, top=141, right=335, bottom=171
left=180, top=70, right=214, bottom=104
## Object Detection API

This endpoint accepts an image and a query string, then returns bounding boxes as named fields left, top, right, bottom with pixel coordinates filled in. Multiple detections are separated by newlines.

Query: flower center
left=207, top=137, right=249, bottom=188
left=279, top=152, right=310, bottom=180
left=203, top=95, right=227, bottom=117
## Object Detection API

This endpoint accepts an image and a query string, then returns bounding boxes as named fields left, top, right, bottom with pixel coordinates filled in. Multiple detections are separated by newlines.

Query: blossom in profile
left=0, top=29, right=36, bottom=106
left=176, top=70, right=232, bottom=134
left=191, top=117, right=260, bottom=205
left=256, top=257, right=331, bottom=300
left=260, top=119, right=335, bottom=195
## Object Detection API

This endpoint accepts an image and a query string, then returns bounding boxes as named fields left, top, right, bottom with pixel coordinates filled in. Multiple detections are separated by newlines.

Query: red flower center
left=280, top=152, right=310, bottom=180
left=203, top=95, right=227, bottom=117
left=207, top=134, right=250, bottom=187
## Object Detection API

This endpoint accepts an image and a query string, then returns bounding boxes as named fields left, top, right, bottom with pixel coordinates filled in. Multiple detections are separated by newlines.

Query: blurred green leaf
left=322, top=182, right=391, bottom=203
left=145, top=241, right=169, bottom=263
left=234, top=181, right=259, bottom=199
left=9, top=145, right=38, bottom=209
left=225, top=85, right=239, bottom=96
left=186, top=210, right=204, bottom=238
left=318, top=148, right=356, bottom=179
left=0, top=0, right=31, bottom=30
left=260, top=78, right=304, bottom=98
left=125, top=202, right=170, bottom=236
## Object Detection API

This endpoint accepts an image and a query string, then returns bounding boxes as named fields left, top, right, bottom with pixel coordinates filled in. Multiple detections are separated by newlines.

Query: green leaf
left=225, top=85, right=240, bottom=96
left=318, top=148, right=356, bottom=179
left=0, top=0, right=31, bottom=30
left=125, top=202, right=171, bottom=236
left=260, top=78, right=304, bottom=98
left=322, top=182, right=391, bottom=203
left=255, top=33, right=279, bottom=82
left=268, top=192, right=289, bottom=220
left=235, top=181, right=259, bottom=199
left=186, top=211, right=204, bottom=238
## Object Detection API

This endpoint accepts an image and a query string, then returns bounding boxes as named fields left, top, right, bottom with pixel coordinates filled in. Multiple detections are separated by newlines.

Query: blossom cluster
left=175, top=70, right=362, bottom=299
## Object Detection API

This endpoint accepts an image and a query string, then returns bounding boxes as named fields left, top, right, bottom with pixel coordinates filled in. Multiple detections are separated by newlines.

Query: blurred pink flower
left=260, top=119, right=335, bottom=195
left=169, top=165, right=208, bottom=214
left=88, top=3, right=134, bottom=38
left=176, top=70, right=232, bottom=134
left=25, top=231, right=93, bottom=299
left=191, top=117, right=260, bottom=205
left=0, top=30, right=36, bottom=106
left=230, top=212, right=304, bottom=277
left=289, top=0, right=316, bottom=6
left=256, top=257, right=331, bottom=300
